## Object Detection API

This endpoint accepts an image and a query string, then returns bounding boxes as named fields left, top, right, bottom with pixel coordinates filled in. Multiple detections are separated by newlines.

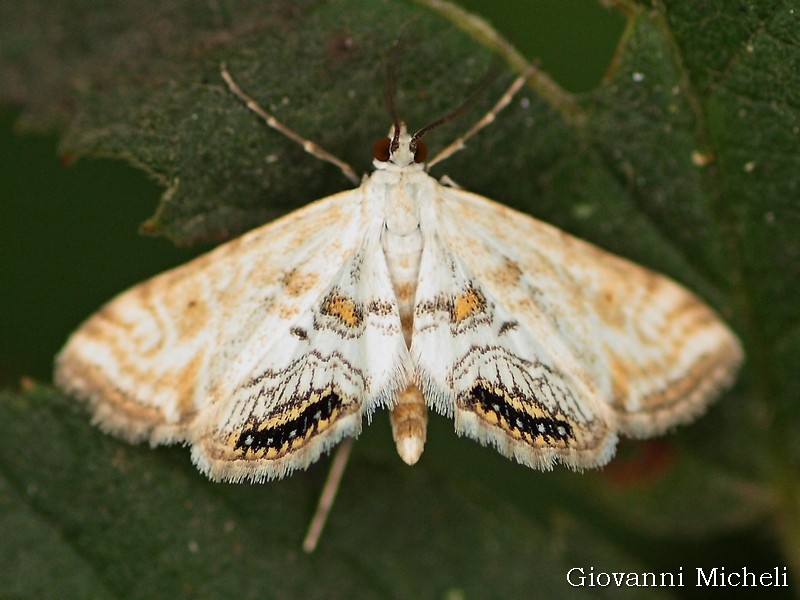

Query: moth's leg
left=438, top=174, right=463, bottom=189
left=302, top=437, right=354, bottom=553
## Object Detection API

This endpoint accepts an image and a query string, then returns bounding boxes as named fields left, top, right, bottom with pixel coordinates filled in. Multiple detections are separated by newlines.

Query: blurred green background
left=0, top=0, right=623, bottom=388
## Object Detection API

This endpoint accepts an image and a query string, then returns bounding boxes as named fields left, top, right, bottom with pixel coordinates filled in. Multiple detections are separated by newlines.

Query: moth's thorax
left=368, top=166, right=431, bottom=235
left=369, top=166, right=432, bottom=346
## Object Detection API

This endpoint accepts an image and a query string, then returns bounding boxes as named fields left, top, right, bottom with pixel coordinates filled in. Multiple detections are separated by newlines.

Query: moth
left=56, top=61, right=743, bottom=549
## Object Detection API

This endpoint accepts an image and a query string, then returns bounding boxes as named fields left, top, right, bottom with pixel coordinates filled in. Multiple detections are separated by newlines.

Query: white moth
left=55, top=62, right=743, bottom=550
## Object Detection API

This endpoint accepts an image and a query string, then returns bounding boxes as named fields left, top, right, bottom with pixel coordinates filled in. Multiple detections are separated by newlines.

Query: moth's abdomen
left=390, top=385, right=427, bottom=465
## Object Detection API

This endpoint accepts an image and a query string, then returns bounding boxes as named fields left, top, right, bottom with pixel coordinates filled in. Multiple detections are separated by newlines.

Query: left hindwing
left=196, top=225, right=412, bottom=482
left=411, top=191, right=618, bottom=470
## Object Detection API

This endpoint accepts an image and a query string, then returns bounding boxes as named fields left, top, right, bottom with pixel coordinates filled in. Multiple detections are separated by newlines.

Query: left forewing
left=432, top=186, right=743, bottom=441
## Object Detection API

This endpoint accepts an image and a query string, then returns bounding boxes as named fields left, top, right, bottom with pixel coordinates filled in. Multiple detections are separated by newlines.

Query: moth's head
left=372, top=123, right=428, bottom=169
left=371, top=63, right=502, bottom=172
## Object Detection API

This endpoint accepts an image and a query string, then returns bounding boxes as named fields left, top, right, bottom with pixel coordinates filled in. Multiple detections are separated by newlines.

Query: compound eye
left=373, top=137, right=391, bottom=161
left=413, top=140, right=428, bottom=163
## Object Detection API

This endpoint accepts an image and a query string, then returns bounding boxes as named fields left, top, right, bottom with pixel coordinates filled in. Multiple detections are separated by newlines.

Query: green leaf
left=1, top=386, right=679, bottom=599
left=2, top=0, right=799, bottom=597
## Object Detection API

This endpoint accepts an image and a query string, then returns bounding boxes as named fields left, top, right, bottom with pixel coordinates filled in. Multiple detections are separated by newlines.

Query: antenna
left=427, top=67, right=533, bottom=168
